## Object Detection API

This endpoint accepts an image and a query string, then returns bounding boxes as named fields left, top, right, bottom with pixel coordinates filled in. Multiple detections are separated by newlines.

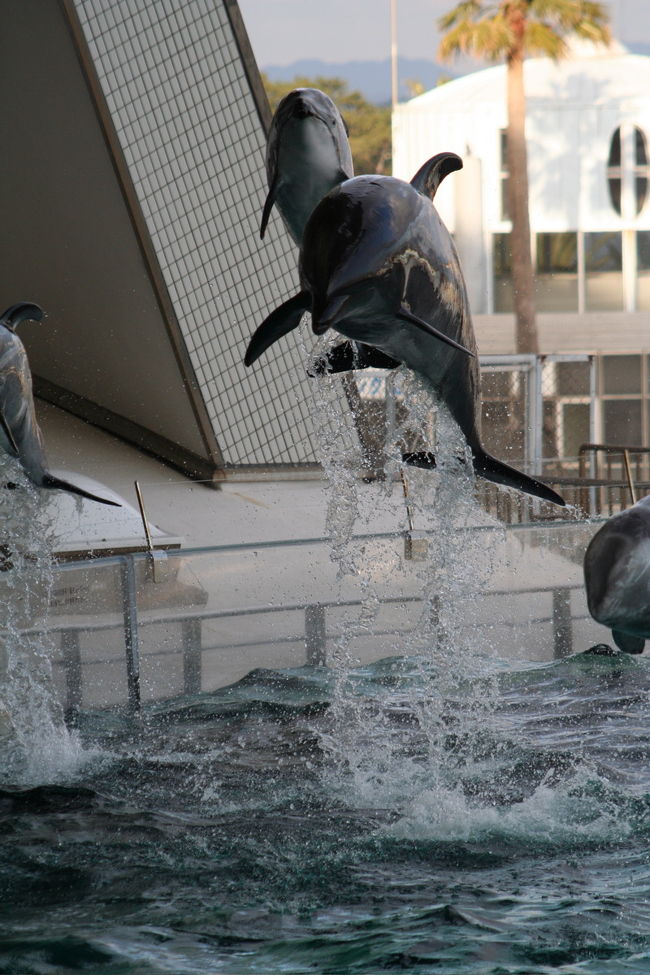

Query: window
left=607, top=127, right=622, bottom=214
left=585, top=231, right=623, bottom=310
left=499, top=129, right=509, bottom=221
left=638, top=230, right=650, bottom=310
left=535, top=232, right=578, bottom=312
left=600, top=355, right=648, bottom=448
left=607, top=125, right=650, bottom=217
left=541, top=357, right=595, bottom=465
left=493, top=232, right=513, bottom=311
left=603, top=401, right=643, bottom=445
left=635, top=127, right=649, bottom=215
left=555, top=360, right=591, bottom=397
left=603, top=355, right=642, bottom=395
left=562, top=403, right=591, bottom=458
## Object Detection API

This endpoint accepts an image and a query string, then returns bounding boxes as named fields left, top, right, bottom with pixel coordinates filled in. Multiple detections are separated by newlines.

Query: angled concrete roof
left=0, top=0, right=351, bottom=481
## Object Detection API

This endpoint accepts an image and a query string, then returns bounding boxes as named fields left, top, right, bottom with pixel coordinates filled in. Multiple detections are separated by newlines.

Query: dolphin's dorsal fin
left=0, top=302, right=44, bottom=332
left=397, top=307, right=474, bottom=357
left=0, top=410, right=18, bottom=455
left=244, top=291, right=310, bottom=366
left=410, top=152, right=463, bottom=200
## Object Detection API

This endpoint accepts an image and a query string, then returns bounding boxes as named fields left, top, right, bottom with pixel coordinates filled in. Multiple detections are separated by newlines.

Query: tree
left=261, top=74, right=392, bottom=175
left=438, top=1, right=610, bottom=354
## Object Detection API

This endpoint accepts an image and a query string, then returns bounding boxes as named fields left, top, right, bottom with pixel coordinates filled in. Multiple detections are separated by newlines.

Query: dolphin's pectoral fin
left=410, top=152, right=463, bottom=200
left=0, top=411, right=19, bottom=455
left=260, top=179, right=278, bottom=240
left=397, top=307, right=475, bottom=358
left=473, top=448, right=566, bottom=507
left=402, top=451, right=437, bottom=470
left=612, top=629, right=645, bottom=654
left=41, top=473, right=121, bottom=507
left=308, top=341, right=400, bottom=377
left=244, top=291, right=310, bottom=366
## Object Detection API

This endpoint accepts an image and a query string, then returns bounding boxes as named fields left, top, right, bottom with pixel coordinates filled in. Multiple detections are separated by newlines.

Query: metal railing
left=27, top=550, right=595, bottom=714
left=44, top=583, right=585, bottom=714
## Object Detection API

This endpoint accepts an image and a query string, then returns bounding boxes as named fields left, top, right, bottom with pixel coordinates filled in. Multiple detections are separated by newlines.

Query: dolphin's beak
left=311, top=294, right=349, bottom=335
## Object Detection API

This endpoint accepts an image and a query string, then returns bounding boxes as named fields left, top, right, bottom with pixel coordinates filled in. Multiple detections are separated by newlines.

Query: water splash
left=0, top=457, right=86, bottom=784
left=308, top=363, right=503, bottom=813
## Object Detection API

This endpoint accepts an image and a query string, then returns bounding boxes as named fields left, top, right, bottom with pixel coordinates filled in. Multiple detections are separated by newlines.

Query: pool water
left=3, top=648, right=650, bottom=974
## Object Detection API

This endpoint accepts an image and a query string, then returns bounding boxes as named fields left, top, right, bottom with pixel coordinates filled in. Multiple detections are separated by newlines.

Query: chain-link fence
left=353, top=354, right=650, bottom=520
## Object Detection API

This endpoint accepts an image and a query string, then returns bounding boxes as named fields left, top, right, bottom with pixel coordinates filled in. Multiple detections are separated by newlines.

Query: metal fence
left=354, top=353, right=650, bottom=521
left=20, top=523, right=613, bottom=715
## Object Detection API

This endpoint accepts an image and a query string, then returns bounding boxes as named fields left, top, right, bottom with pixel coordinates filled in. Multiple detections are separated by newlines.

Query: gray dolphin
left=246, top=153, right=472, bottom=368
left=0, top=302, right=120, bottom=506
left=246, top=159, right=564, bottom=507
left=584, top=496, right=650, bottom=653
left=260, top=87, right=354, bottom=246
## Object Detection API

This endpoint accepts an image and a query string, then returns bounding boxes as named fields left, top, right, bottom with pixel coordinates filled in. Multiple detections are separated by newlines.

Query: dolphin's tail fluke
left=42, top=473, right=121, bottom=507
left=472, top=448, right=566, bottom=507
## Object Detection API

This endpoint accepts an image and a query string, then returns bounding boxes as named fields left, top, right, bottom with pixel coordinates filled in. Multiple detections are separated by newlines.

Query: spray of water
left=307, top=360, right=503, bottom=816
left=0, top=457, right=86, bottom=784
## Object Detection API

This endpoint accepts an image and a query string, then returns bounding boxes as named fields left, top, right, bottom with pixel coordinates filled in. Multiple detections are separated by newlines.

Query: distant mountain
left=628, top=42, right=650, bottom=58
left=262, top=57, right=454, bottom=105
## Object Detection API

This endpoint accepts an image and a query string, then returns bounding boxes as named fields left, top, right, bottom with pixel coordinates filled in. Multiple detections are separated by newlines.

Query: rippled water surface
left=3, top=649, right=650, bottom=974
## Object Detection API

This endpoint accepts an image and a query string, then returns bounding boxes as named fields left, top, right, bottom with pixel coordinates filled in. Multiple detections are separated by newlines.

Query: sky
left=237, top=0, right=650, bottom=68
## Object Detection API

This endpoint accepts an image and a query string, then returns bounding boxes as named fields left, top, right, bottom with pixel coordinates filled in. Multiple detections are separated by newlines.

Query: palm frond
left=438, top=6, right=511, bottom=62
left=438, top=0, right=611, bottom=63
left=530, top=0, right=610, bottom=37
left=438, top=1, right=486, bottom=32
left=524, top=21, right=567, bottom=60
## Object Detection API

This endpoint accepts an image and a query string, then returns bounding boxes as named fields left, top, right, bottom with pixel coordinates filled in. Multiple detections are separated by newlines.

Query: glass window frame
left=599, top=354, right=650, bottom=449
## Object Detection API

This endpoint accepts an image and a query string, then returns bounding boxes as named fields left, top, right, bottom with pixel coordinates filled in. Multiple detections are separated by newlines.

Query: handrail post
left=119, top=556, right=141, bottom=710
left=305, top=604, right=326, bottom=666
left=623, top=449, right=637, bottom=504
left=61, top=629, right=82, bottom=717
left=182, top=617, right=202, bottom=694
left=552, top=588, right=572, bottom=658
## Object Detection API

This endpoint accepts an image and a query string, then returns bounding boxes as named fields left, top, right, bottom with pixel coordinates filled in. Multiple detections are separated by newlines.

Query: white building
left=393, top=41, right=650, bottom=459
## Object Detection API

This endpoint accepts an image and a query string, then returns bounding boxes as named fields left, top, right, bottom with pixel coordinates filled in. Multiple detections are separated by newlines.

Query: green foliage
left=438, top=0, right=611, bottom=63
left=261, top=74, right=392, bottom=175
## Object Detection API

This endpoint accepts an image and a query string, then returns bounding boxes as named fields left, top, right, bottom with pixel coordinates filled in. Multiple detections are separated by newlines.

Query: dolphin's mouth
left=311, top=294, right=350, bottom=334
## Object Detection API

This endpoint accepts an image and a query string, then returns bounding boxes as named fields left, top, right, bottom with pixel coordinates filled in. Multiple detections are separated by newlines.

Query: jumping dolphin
left=0, top=302, right=119, bottom=506
left=246, top=153, right=472, bottom=368
left=246, top=158, right=564, bottom=507
left=260, top=87, right=354, bottom=246
left=584, top=496, right=650, bottom=653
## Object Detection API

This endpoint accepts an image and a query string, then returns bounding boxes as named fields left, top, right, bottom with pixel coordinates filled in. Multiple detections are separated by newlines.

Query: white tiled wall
left=73, top=0, right=354, bottom=467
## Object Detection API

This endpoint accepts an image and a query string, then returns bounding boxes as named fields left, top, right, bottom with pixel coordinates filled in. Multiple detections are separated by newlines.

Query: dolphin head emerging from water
left=584, top=496, right=650, bottom=653
left=260, top=87, right=354, bottom=246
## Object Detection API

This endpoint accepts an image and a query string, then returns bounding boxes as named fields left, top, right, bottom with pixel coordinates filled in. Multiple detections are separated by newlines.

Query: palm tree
left=438, top=1, right=610, bottom=354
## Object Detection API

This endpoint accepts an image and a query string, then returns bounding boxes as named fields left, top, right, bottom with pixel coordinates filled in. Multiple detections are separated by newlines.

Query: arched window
left=606, top=128, right=622, bottom=214
left=607, top=125, right=650, bottom=216
left=634, top=127, right=649, bottom=215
